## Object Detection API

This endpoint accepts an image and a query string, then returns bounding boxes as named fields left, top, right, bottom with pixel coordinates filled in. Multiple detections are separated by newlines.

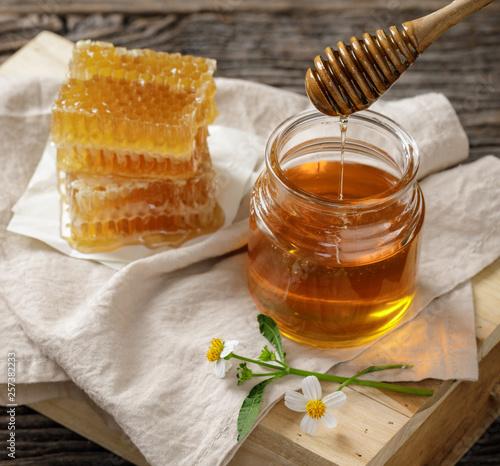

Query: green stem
left=336, top=365, right=412, bottom=391
left=230, top=354, right=432, bottom=397
left=275, top=359, right=288, bottom=369
left=288, top=367, right=433, bottom=396
left=251, top=372, right=286, bottom=378
left=231, top=354, right=284, bottom=371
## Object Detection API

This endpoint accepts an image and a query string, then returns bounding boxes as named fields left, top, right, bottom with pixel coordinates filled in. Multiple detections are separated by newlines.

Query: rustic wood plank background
left=1, top=0, right=499, bottom=163
left=1, top=0, right=499, bottom=464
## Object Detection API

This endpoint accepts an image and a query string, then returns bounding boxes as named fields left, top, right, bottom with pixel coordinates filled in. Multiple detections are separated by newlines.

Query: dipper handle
left=405, top=0, right=495, bottom=53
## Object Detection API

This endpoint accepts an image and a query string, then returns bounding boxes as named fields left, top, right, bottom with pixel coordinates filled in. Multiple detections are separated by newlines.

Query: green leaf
left=237, top=377, right=275, bottom=441
left=257, top=314, right=285, bottom=362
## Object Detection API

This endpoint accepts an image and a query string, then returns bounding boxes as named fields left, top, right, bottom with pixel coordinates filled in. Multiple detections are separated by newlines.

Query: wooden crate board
left=2, top=31, right=500, bottom=466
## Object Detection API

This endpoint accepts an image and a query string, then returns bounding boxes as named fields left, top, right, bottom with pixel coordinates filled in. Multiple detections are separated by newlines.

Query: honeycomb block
left=58, top=167, right=224, bottom=252
left=59, top=167, right=216, bottom=222
left=50, top=40, right=224, bottom=253
left=51, top=75, right=216, bottom=159
left=69, top=40, right=216, bottom=99
left=51, top=40, right=218, bottom=160
left=56, top=127, right=210, bottom=179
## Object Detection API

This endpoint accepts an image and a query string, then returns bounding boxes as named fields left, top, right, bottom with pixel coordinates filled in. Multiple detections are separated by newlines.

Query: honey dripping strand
left=339, top=115, right=349, bottom=200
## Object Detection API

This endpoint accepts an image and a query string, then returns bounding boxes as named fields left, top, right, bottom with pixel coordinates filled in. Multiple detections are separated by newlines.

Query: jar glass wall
left=248, top=109, right=425, bottom=348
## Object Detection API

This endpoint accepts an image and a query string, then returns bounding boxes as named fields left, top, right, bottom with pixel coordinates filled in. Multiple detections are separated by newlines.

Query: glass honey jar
left=248, top=109, right=425, bottom=348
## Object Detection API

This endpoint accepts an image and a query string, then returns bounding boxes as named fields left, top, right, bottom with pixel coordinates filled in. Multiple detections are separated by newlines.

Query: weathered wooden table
left=1, top=1, right=499, bottom=464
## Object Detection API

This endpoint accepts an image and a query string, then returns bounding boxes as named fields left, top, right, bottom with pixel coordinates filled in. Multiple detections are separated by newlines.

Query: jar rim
left=265, top=108, right=420, bottom=208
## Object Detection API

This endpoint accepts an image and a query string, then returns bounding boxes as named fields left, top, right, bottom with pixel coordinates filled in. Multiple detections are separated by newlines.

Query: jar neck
left=265, top=109, right=420, bottom=216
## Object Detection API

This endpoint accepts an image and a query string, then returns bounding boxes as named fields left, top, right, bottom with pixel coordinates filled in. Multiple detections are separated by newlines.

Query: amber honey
left=249, top=160, right=423, bottom=347
left=248, top=110, right=424, bottom=347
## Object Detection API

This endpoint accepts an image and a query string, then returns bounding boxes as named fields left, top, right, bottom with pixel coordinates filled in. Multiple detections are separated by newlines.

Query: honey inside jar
left=248, top=110, right=424, bottom=348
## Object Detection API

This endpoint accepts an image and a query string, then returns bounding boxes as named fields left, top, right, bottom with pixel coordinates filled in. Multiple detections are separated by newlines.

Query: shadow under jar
left=248, top=109, right=425, bottom=348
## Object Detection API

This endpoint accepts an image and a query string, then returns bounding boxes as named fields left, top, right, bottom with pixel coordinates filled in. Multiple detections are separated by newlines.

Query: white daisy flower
left=284, top=376, right=347, bottom=435
left=206, top=338, right=239, bottom=378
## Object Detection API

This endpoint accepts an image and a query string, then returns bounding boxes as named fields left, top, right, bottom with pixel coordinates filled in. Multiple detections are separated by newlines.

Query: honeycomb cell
left=56, top=127, right=210, bottom=179
left=61, top=202, right=225, bottom=253
left=59, top=167, right=216, bottom=222
left=69, top=40, right=216, bottom=96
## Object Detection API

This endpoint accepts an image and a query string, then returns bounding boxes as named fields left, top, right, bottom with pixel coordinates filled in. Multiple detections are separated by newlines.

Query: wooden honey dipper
left=305, top=0, right=495, bottom=116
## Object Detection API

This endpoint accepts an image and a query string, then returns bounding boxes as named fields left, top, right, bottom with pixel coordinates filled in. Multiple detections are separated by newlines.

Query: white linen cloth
left=1, top=75, right=500, bottom=466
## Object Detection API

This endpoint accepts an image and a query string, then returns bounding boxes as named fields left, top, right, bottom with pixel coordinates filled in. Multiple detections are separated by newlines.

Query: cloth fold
left=1, top=76, right=500, bottom=466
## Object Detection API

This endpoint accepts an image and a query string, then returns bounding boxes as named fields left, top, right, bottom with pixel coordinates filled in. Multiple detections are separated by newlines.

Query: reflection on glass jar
left=248, top=109, right=425, bottom=348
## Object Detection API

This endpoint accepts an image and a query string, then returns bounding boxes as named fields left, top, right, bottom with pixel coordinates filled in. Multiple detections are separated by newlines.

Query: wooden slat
left=0, top=30, right=72, bottom=76
left=0, top=405, right=134, bottom=465
left=0, top=0, right=454, bottom=14
left=382, top=343, right=500, bottom=466
left=472, top=260, right=500, bottom=359
left=28, top=398, right=149, bottom=466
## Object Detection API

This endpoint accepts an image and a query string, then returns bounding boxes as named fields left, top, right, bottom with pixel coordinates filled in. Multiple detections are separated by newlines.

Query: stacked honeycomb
left=51, top=40, right=224, bottom=253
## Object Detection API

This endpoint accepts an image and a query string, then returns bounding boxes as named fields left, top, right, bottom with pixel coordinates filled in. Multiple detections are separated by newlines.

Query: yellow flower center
left=206, top=338, right=224, bottom=362
left=306, top=399, right=327, bottom=419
